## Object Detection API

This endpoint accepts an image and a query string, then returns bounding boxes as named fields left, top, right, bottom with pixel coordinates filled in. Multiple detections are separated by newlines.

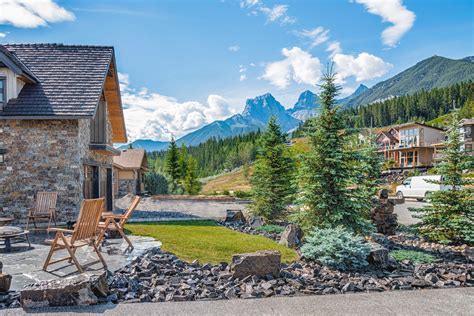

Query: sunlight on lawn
left=126, top=220, right=298, bottom=264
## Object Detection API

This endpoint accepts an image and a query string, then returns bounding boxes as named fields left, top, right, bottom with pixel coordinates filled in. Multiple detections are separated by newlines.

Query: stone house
left=0, top=44, right=127, bottom=223
left=113, top=149, right=148, bottom=197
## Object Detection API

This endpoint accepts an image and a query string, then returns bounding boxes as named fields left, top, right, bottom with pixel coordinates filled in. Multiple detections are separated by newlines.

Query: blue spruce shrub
left=301, top=226, right=371, bottom=270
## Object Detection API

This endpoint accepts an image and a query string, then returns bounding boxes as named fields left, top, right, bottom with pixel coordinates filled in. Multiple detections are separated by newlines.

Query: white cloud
left=240, top=1, right=295, bottom=25
left=261, top=47, right=322, bottom=89
left=259, top=4, right=295, bottom=24
left=240, top=0, right=260, bottom=8
left=228, top=45, right=240, bottom=52
left=239, top=65, right=247, bottom=81
left=0, top=0, right=75, bottom=28
left=326, top=41, right=342, bottom=58
left=0, top=32, right=7, bottom=38
left=355, top=0, right=415, bottom=47
left=118, top=73, right=236, bottom=141
left=333, top=52, right=392, bottom=82
left=294, top=27, right=330, bottom=48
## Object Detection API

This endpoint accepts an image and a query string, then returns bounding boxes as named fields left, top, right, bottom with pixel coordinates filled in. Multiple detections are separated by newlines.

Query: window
left=0, top=77, right=5, bottom=109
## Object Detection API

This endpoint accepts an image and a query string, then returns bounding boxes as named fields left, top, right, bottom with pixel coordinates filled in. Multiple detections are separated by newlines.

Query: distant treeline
left=343, top=81, right=474, bottom=128
left=148, top=131, right=261, bottom=178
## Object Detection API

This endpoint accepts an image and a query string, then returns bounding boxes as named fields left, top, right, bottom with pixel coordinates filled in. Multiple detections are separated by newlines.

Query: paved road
left=394, top=199, right=425, bottom=225
left=5, top=288, right=473, bottom=315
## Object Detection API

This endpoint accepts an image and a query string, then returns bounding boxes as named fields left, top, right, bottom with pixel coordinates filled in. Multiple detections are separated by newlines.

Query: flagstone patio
left=1, top=232, right=161, bottom=291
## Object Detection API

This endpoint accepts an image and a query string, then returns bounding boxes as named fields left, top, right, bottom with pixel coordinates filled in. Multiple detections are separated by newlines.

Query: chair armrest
left=47, top=228, right=73, bottom=233
left=102, top=214, right=125, bottom=219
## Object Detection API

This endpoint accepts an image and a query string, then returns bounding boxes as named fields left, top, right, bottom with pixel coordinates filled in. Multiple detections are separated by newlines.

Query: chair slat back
left=72, top=198, right=104, bottom=243
left=119, top=196, right=141, bottom=226
left=33, top=192, right=58, bottom=215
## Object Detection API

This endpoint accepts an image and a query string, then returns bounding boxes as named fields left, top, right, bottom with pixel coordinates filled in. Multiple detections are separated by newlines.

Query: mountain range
left=122, top=55, right=474, bottom=151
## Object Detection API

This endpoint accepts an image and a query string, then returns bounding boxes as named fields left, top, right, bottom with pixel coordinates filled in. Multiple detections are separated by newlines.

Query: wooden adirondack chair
left=43, top=198, right=107, bottom=273
left=96, top=195, right=141, bottom=250
left=26, top=191, right=58, bottom=231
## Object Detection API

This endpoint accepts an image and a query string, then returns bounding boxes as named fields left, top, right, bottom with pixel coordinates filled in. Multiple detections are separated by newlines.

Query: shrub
left=301, top=226, right=371, bottom=270
left=234, top=190, right=252, bottom=199
left=390, top=250, right=435, bottom=264
left=144, top=172, right=168, bottom=195
left=256, top=224, right=285, bottom=234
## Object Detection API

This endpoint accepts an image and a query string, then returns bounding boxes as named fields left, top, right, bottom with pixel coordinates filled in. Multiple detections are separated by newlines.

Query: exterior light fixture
left=0, top=148, right=7, bottom=163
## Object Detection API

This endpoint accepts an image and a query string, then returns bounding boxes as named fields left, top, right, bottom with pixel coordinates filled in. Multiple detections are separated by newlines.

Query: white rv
left=396, top=175, right=450, bottom=201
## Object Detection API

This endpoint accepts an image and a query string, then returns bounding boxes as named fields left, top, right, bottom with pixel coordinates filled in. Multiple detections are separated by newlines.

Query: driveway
left=5, top=288, right=473, bottom=315
left=394, top=199, right=425, bottom=225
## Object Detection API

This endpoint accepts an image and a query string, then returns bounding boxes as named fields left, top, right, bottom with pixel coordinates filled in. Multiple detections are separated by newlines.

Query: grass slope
left=201, top=168, right=251, bottom=194
left=126, top=220, right=298, bottom=264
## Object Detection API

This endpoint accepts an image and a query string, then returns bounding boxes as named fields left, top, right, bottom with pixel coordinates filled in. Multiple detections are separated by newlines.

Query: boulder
left=230, top=251, right=281, bottom=279
left=247, top=216, right=265, bottom=228
left=20, top=272, right=108, bottom=309
left=225, top=210, right=246, bottom=223
left=279, top=224, right=303, bottom=248
left=464, top=246, right=473, bottom=262
left=0, top=274, right=12, bottom=294
left=367, top=242, right=389, bottom=267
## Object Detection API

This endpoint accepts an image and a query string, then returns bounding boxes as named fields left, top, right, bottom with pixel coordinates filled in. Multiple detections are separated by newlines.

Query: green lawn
left=126, top=220, right=298, bottom=264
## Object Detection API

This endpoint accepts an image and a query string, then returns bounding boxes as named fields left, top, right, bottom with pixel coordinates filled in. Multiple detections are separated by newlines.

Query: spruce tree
left=250, top=116, right=295, bottom=221
left=183, top=157, right=201, bottom=195
left=178, top=143, right=188, bottom=180
left=293, top=70, right=372, bottom=233
left=165, top=136, right=180, bottom=182
left=412, top=111, right=474, bottom=244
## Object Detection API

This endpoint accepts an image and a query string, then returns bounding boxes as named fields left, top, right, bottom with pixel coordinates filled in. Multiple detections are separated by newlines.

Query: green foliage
left=301, top=226, right=371, bottom=270
left=178, top=144, right=188, bottom=180
left=390, top=250, right=435, bottom=264
left=411, top=111, right=474, bottom=245
left=164, top=136, right=180, bottom=182
left=293, top=70, right=372, bottom=234
left=148, top=131, right=261, bottom=178
left=233, top=190, right=251, bottom=199
left=255, top=224, right=285, bottom=234
left=343, top=81, right=474, bottom=129
left=143, top=172, right=169, bottom=195
left=183, top=157, right=201, bottom=195
left=250, top=116, right=296, bottom=221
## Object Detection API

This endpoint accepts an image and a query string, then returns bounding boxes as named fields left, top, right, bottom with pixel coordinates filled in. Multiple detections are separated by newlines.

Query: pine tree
left=250, top=116, right=295, bottom=221
left=293, top=69, right=372, bottom=234
left=412, top=111, right=474, bottom=244
left=183, top=157, right=201, bottom=195
left=178, top=143, right=188, bottom=180
left=165, top=136, right=180, bottom=182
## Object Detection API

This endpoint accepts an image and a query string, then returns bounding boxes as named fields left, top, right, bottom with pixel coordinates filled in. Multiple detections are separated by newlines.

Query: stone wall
left=118, top=179, right=136, bottom=197
left=0, top=120, right=82, bottom=222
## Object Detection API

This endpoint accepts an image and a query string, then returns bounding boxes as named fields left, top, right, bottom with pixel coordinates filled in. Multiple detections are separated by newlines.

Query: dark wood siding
left=90, top=98, right=107, bottom=144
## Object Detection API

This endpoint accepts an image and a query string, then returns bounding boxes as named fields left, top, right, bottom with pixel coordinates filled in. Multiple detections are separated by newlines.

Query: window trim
left=0, top=76, right=6, bottom=109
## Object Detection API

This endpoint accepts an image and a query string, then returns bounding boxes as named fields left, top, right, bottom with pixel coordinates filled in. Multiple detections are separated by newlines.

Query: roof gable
left=114, top=149, right=147, bottom=170
left=0, top=44, right=127, bottom=142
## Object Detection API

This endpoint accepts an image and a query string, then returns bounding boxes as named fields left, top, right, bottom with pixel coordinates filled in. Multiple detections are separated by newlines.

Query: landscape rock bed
left=219, top=222, right=281, bottom=242
left=107, top=247, right=473, bottom=304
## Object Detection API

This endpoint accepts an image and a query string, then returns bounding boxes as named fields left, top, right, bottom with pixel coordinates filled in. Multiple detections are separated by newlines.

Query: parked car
left=396, top=175, right=450, bottom=201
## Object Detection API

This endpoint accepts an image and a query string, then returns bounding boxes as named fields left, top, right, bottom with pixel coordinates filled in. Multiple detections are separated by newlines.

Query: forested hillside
left=148, top=131, right=261, bottom=178
left=343, top=81, right=473, bottom=128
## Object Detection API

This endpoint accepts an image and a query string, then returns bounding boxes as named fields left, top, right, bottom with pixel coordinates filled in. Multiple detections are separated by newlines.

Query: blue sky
left=0, top=0, right=472, bottom=141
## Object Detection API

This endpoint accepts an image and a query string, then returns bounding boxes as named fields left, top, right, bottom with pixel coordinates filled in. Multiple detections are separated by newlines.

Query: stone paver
left=4, top=288, right=473, bottom=315
left=1, top=232, right=161, bottom=291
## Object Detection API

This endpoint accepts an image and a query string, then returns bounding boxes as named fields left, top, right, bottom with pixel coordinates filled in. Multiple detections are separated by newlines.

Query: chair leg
left=43, top=233, right=59, bottom=271
left=25, top=216, right=30, bottom=231
left=114, top=221, right=133, bottom=250
left=68, top=247, right=77, bottom=263
left=60, top=234, right=83, bottom=273
left=92, top=240, right=107, bottom=269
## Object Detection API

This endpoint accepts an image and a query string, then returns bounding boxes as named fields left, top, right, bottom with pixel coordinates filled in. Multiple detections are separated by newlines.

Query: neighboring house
left=460, top=118, right=473, bottom=156
left=0, top=44, right=127, bottom=222
left=113, top=149, right=148, bottom=197
left=375, top=122, right=444, bottom=170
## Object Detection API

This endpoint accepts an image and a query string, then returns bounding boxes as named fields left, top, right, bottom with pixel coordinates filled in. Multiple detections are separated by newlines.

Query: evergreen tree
left=178, top=143, right=188, bottom=180
left=183, top=157, right=201, bottom=195
left=143, top=171, right=169, bottom=195
left=250, top=116, right=295, bottom=221
left=164, top=136, right=180, bottom=182
left=412, top=111, right=474, bottom=244
left=293, top=69, right=372, bottom=234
